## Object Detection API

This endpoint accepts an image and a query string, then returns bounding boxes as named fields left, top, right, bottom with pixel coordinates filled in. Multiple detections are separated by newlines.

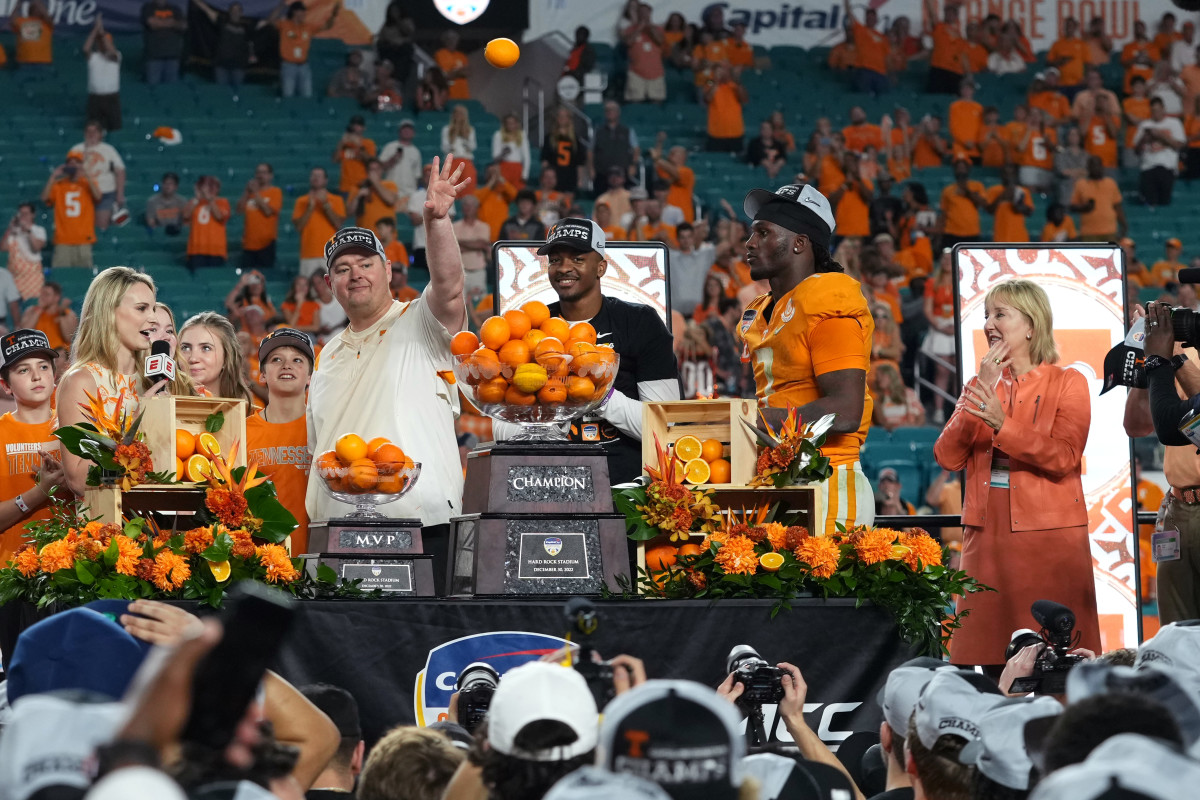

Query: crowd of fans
left=2, top=593, right=1198, bottom=800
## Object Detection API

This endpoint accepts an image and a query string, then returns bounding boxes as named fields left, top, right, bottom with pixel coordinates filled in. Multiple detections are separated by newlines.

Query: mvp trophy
left=447, top=349, right=630, bottom=596
left=308, top=462, right=435, bottom=595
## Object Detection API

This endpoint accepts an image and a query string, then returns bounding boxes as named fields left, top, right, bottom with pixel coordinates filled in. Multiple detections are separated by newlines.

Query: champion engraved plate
left=506, top=465, right=595, bottom=503
left=341, top=561, right=414, bottom=592
left=517, top=532, right=590, bottom=580
left=337, top=529, right=414, bottom=551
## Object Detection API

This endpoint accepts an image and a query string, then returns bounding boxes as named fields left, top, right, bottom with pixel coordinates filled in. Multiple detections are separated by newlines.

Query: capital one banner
left=953, top=245, right=1138, bottom=650
left=2, top=0, right=386, bottom=43
left=528, top=0, right=1188, bottom=52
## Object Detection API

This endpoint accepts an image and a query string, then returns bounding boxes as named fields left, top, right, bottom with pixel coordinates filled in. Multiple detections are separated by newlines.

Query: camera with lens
left=564, top=597, right=615, bottom=709
left=1006, top=600, right=1085, bottom=695
left=455, top=662, right=499, bottom=733
left=726, top=645, right=785, bottom=706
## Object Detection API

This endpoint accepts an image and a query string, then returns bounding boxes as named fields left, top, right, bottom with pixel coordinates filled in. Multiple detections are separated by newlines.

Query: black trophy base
left=446, top=513, right=630, bottom=597
left=461, top=442, right=614, bottom=515
left=308, top=517, right=425, bottom=555
left=311, top=553, right=435, bottom=596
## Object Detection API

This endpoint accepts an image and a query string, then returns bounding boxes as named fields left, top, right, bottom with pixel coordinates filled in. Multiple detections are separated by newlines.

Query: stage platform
left=274, top=597, right=919, bottom=744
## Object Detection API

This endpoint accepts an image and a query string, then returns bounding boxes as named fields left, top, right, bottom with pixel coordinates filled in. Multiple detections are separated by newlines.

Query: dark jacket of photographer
left=1148, top=361, right=1200, bottom=447
left=934, top=366, right=1089, bottom=531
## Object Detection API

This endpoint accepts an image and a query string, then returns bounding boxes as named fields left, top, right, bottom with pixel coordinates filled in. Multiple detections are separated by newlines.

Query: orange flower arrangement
left=152, top=550, right=191, bottom=591
left=854, top=528, right=901, bottom=566
left=256, top=544, right=300, bottom=584
left=713, top=535, right=759, bottom=576
left=55, top=388, right=155, bottom=490
left=114, top=536, right=142, bottom=576
left=13, top=547, right=39, bottom=577
left=39, top=538, right=78, bottom=573
left=230, top=530, right=257, bottom=560
left=898, top=529, right=944, bottom=571
left=184, top=527, right=216, bottom=555
left=795, top=536, right=841, bottom=579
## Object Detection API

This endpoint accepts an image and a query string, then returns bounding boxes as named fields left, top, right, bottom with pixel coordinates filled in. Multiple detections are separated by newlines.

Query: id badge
left=1152, top=530, right=1181, bottom=563
left=990, top=456, right=1010, bottom=489
left=1179, top=410, right=1200, bottom=448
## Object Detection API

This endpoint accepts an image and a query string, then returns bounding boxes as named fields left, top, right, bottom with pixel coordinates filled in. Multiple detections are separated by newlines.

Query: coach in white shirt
left=307, top=155, right=470, bottom=591
left=1134, top=96, right=1186, bottom=207
left=379, top=119, right=422, bottom=202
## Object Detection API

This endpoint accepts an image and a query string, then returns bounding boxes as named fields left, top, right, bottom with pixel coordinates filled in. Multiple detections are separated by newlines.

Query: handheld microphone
left=145, top=339, right=176, bottom=388
left=1176, top=268, right=1200, bottom=285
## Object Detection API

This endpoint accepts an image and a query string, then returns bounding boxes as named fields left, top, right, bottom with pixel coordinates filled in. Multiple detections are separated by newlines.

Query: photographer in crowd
left=1140, top=300, right=1200, bottom=623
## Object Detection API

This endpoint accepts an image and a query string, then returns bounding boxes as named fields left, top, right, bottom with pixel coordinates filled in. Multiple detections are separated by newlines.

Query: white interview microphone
left=145, top=339, right=176, bottom=391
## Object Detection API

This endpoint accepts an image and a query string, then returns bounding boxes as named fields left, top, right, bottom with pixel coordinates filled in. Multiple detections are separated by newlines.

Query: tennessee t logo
left=624, top=729, right=650, bottom=757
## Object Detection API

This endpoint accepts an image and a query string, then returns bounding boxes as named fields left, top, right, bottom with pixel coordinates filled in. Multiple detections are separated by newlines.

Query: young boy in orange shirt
left=0, top=329, right=64, bottom=566
left=247, top=328, right=313, bottom=554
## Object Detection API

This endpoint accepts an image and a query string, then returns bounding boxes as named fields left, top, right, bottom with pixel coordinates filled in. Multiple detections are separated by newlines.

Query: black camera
left=564, top=597, right=615, bottom=709
left=1168, top=305, right=1200, bottom=349
left=1006, top=600, right=1086, bottom=695
left=727, top=644, right=785, bottom=706
left=455, top=661, right=499, bottom=733
left=63, top=164, right=78, bottom=179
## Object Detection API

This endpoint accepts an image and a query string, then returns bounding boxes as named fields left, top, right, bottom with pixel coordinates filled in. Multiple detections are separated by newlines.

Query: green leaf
left=103, top=539, right=119, bottom=568
left=317, top=564, right=338, bottom=584
left=201, top=532, right=234, bottom=562
left=76, top=560, right=95, bottom=585
left=205, top=412, right=225, bottom=433
left=247, top=493, right=297, bottom=544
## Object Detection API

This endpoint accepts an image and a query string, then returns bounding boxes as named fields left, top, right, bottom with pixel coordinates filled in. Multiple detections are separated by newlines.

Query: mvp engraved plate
left=337, top=529, right=414, bottom=552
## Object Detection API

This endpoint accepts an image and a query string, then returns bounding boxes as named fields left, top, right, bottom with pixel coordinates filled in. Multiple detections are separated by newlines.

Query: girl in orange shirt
left=224, top=271, right=278, bottom=322
left=1015, top=109, right=1057, bottom=192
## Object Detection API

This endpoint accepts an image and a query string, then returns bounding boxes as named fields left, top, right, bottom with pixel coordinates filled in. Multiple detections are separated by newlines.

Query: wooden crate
left=641, top=399, right=758, bottom=487
left=141, top=396, right=248, bottom=475
left=82, top=484, right=208, bottom=524
left=634, top=485, right=818, bottom=583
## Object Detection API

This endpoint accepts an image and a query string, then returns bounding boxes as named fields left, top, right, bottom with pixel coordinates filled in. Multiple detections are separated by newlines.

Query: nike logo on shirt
left=596, top=332, right=613, bottom=340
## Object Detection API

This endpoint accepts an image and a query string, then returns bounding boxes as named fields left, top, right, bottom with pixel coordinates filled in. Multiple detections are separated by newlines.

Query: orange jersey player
left=738, top=183, right=875, bottom=535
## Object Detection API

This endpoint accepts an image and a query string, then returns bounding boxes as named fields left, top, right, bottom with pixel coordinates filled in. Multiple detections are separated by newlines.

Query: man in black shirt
left=537, top=218, right=680, bottom=483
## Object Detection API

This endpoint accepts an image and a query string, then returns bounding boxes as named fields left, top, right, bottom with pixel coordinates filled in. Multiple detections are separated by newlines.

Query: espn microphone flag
left=145, top=340, right=176, bottom=385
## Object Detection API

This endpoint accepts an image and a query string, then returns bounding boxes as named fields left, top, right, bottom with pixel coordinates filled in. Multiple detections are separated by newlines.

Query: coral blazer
left=933, top=364, right=1090, bottom=532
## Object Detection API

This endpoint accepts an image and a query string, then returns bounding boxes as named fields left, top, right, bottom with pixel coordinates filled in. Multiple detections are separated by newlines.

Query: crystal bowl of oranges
left=451, top=303, right=620, bottom=441
left=316, top=434, right=421, bottom=518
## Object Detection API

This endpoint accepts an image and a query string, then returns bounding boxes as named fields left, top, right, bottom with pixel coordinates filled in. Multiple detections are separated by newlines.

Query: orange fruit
left=450, top=330, right=480, bottom=357
left=316, top=450, right=343, bottom=477
left=504, top=385, right=537, bottom=405
left=566, top=375, right=595, bottom=402
left=366, top=436, right=390, bottom=454
left=175, top=457, right=184, bottom=481
left=477, top=376, right=509, bottom=404
left=498, top=339, right=532, bottom=368
left=534, top=337, right=565, bottom=358
left=208, top=560, right=232, bottom=582
left=522, top=300, right=551, bottom=328
left=677, top=543, right=703, bottom=558
left=709, top=458, right=731, bottom=484
left=572, top=351, right=603, bottom=377
left=537, top=382, right=567, bottom=403
left=760, top=552, right=785, bottom=572
left=540, top=317, right=570, bottom=342
left=348, top=458, right=379, bottom=491
left=568, top=321, right=597, bottom=345
left=645, top=545, right=678, bottom=572
left=700, top=439, right=724, bottom=463
left=196, top=432, right=220, bottom=460
left=176, top=429, right=195, bottom=460
left=335, top=433, right=368, bottom=463
left=522, top=328, right=547, bottom=350
left=479, top=316, right=511, bottom=351
left=683, top=458, right=710, bottom=484
left=185, top=454, right=212, bottom=482
left=471, top=348, right=502, bottom=379
left=377, top=472, right=406, bottom=493
left=674, top=435, right=703, bottom=462
left=370, top=443, right=407, bottom=473
left=503, top=309, right=532, bottom=340
left=567, top=340, right=597, bottom=357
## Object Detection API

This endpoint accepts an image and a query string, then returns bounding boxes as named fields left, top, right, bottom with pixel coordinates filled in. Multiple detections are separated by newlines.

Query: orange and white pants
left=813, top=462, right=875, bottom=536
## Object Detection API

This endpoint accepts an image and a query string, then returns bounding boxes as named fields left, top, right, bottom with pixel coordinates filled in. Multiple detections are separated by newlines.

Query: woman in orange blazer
left=933, top=278, right=1101, bottom=670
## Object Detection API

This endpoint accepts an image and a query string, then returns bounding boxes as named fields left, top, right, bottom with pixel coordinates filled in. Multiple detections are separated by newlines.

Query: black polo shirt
left=548, top=295, right=679, bottom=484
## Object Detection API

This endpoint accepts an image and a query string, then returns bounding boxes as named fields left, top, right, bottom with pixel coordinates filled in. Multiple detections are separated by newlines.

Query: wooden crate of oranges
left=143, top=396, right=248, bottom=482
left=641, top=399, right=758, bottom=488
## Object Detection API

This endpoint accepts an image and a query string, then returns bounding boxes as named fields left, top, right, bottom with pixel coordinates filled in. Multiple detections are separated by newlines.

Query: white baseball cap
left=877, top=658, right=954, bottom=738
left=1029, top=734, right=1200, bottom=800
left=959, top=696, right=1062, bottom=790
left=1135, top=621, right=1200, bottom=683
left=486, top=661, right=599, bottom=761
left=913, top=669, right=1007, bottom=753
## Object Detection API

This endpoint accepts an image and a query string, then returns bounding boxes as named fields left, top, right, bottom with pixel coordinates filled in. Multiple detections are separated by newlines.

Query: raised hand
left=424, top=155, right=470, bottom=221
